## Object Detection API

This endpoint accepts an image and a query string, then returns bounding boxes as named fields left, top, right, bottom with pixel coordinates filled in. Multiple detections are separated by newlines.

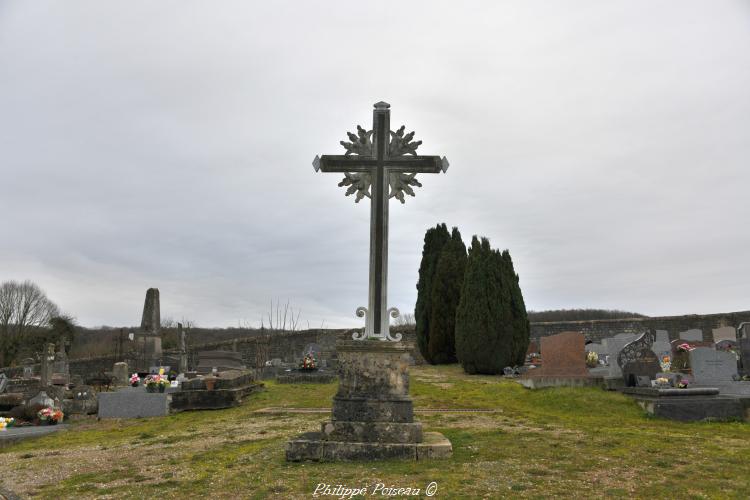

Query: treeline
left=527, top=309, right=647, bottom=322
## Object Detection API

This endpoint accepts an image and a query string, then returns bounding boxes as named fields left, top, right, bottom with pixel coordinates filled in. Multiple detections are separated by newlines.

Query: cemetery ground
left=2, top=366, right=750, bottom=499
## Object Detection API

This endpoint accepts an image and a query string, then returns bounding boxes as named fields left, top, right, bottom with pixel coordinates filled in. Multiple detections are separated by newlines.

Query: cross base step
left=285, top=431, right=452, bottom=462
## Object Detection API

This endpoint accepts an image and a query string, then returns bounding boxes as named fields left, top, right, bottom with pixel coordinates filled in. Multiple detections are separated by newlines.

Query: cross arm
left=313, top=155, right=449, bottom=174
left=315, top=155, right=378, bottom=173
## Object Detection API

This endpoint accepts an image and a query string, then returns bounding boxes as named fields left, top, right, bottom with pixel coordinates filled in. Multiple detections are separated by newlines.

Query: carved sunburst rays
left=338, top=172, right=372, bottom=203
left=389, top=172, right=422, bottom=204
left=338, top=125, right=424, bottom=203
left=340, top=126, right=373, bottom=156
left=389, top=126, right=422, bottom=157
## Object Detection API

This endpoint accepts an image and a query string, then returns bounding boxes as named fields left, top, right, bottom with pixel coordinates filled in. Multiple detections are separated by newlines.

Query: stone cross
left=39, top=343, right=55, bottom=387
left=313, top=102, right=448, bottom=341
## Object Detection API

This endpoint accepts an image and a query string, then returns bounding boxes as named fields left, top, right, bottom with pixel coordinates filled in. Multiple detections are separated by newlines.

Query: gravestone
left=303, top=343, right=321, bottom=357
left=618, top=331, right=661, bottom=386
left=712, top=326, right=736, bottom=344
left=670, top=338, right=715, bottom=372
left=602, top=334, right=639, bottom=377
left=63, top=385, right=98, bottom=415
left=651, top=330, right=671, bottom=358
left=530, top=331, right=588, bottom=377
left=51, top=342, right=70, bottom=385
left=28, top=391, right=55, bottom=408
left=39, top=343, right=55, bottom=387
left=678, top=329, right=703, bottom=342
left=98, top=388, right=170, bottom=418
left=132, top=288, right=163, bottom=372
left=740, top=323, right=750, bottom=375
left=287, top=102, right=451, bottom=461
left=112, top=362, right=129, bottom=386
left=196, top=351, right=245, bottom=374
left=690, top=347, right=738, bottom=385
left=22, top=358, right=35, bottom=378
left=0, top=374, right=7, bottom=394
left=178, top=323, right=188, bottom=374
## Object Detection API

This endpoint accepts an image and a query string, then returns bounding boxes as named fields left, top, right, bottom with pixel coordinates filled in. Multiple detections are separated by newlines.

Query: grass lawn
left=2, top=364, right=750, bottom=499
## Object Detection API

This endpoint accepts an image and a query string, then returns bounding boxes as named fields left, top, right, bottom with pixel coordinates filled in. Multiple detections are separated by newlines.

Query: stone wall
left=180, top=327, right=425, bottom=370
left=530, top=310, right=750, bottom=343
left=0, top=355, right=120, bottom=380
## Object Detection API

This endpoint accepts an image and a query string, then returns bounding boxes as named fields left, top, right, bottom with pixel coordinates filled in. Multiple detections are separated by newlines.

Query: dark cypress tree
left=502, top=250, right=530, bottom=365
left=427, top=227, right=467, bottom=364
left=455, top=237, right=529, bottom=374
left=415, top=223, right=450, bottom=362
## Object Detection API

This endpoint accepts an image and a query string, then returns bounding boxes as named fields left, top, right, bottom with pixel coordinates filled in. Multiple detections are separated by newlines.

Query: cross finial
left=373, top=101, right=390, bottom=110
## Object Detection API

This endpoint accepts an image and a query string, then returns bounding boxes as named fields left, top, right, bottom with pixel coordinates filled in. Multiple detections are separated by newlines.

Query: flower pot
left=146, top=385, right=157, bottom=393
left=158, top=385, right=166, bottom=393
left=131, top=382, right=139, bottom=388
left=204, top=377, right=216, bottom=391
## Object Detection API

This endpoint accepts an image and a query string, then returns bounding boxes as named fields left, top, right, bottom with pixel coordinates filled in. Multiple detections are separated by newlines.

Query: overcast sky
left=1, top=1, right=748, bottom=329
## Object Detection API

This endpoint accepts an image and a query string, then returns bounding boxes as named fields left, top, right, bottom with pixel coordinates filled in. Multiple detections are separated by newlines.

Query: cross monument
left=313, top=102, right=449, bottom=341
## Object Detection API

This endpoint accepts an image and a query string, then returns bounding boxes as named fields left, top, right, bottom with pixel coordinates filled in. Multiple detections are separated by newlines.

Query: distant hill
left=528, top=309, right=648, bottom=322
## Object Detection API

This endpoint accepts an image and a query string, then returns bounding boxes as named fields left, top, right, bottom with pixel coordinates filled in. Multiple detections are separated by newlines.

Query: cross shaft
left=313, top=102, right=448, bottom=341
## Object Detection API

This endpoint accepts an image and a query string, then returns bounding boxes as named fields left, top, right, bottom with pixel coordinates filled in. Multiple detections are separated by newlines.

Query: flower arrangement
left=0, top=417, right=15, bottom=431
left=37, top=407, right=64, bottom=425
left=144, top=374, right=168, bottom=392
left=300, top=354, right=317, bottom=371
left=129, top=373, right=141, bottom=387
left=585, top=351, right=599, bottom=368
left=677, top=343, right=695, bottom=352
left=677, top=379, right=690, bottom=389
left=659, top=355, right=672, bottom=372
left=655, top=377, right=670, bottom=387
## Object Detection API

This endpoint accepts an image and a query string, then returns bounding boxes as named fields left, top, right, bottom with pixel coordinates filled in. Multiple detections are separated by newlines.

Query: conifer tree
left=427, top=227, right=467, bottom=364
left=455, top=237, right=529, bottom=374
left=415, top=223, right=450, bottom=362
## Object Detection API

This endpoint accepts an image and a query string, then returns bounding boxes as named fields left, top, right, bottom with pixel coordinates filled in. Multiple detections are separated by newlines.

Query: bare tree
left=0, top=280, right=60, bottom=366
left=263, top=298, right=303, bottom=333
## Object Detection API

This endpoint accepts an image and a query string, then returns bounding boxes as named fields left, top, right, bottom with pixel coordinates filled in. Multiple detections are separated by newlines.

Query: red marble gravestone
left=531, top=331, right=589, bottom=377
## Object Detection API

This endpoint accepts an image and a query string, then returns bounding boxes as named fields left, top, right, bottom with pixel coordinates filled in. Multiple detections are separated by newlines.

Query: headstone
left=132, top=288, right=163, bottom=372
left=22, top=358, right=35, bottom=378
left=303, top=343, right=321, bottom=357
left=602, top=334, right=639, bottom=377
left=690, top=347, right=738, bottom=385
left=652, top=330, right=671, bottom=358
left=112, top=362, right=129, bottom=386
left=712, top=326, right=737, bottom=344
left=98, top=389, right=170, bottom=418
left=52, top=342, right=69, bottom=375
left=618, top=331, right=660, bottom=386
left=178, top=323, right=188, bottom=374
left=196, top=351, right=245, bottom=374
left=0, top=373, right=7, bottom=393
left=678, top=329, right=703, bottom=342
left=28, top=391, right=55, bottom=408
left=140, top=288, right=160, bottom=334
left=39, top=343, right=55, bottom=387
left=531, top=332, right=589, bottom=377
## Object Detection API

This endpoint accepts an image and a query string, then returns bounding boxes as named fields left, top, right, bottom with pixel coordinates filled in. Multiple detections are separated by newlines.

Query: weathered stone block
left=331, top=397, right=414, bottom=423
left=321, top=420, right=423, bottom=443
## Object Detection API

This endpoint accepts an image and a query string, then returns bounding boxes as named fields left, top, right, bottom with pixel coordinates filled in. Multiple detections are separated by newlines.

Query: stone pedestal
left=286, top=341, right=451, bottom=461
